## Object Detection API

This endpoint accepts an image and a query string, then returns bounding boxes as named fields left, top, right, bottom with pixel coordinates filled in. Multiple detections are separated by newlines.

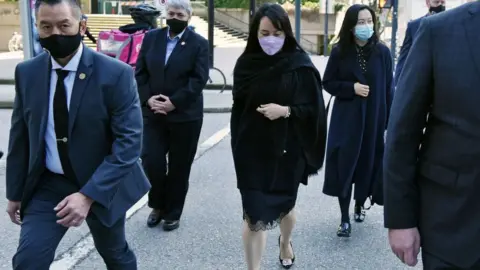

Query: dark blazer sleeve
left=169, top=36, right=209, bottom=110
left=135, top=31, right=153, bottom=106
left=322, top=47, right=356, bottom=99
left=384, top=46, right=394, bottom=127
left=80, top=66, right=143, bottom=209
left=6, top=65, right=29, bottom=202
left=384, top=19, right=433, bottom=229
left=394, top=21, right=413, bottom=86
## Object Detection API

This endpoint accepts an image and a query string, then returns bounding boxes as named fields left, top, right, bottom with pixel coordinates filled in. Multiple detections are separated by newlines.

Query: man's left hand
left=55, top=192, right=94, bottom=227
left=154, top=94, right=175, bottom=114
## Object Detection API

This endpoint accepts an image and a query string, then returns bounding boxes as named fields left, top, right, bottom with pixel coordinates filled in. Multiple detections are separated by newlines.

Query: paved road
left=0, top=105, right=424, bottom=269
left=73, top=132, right=422, bottom=270
left=0, top=111, right=231, bottom=269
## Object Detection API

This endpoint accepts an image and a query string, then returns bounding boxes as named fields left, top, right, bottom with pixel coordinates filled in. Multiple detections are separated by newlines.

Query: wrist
left=284, top=106, right=291, bottom=118
left=80, top=193, right=94, bottom=206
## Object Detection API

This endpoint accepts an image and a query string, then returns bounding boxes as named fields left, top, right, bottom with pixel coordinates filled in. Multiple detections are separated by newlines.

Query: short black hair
left=34, top=0, right=82, bottom=19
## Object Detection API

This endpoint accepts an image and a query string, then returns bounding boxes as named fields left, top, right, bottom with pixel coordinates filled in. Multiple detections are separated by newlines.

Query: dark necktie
left=54, top=69, right=76, bottom=180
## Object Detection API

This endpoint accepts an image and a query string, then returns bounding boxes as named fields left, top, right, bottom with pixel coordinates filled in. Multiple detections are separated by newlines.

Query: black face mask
left=39, top=31, right=82, bottom=59
left=429, top=5, right=445, bottom=14
left=167, top=18, right=188, bottom=35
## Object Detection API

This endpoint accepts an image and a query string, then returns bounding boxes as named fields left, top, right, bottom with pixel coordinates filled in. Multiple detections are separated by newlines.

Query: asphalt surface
left=0, top=51, right=421, bottom=268
left=0, top=107, right=424, bottom=270
left=73, top=132, right=422, bottom=270
left=0, top=111, right=231, bottom=269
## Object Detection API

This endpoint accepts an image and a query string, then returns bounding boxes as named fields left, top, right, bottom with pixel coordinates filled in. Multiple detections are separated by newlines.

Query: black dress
left=231, top=50, right=327, bottom=231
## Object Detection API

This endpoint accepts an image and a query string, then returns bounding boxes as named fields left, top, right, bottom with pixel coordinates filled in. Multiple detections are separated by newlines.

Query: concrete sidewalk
left=0, top=47, right=329, bottom=89
left=0, top=84, right=233, bottom=113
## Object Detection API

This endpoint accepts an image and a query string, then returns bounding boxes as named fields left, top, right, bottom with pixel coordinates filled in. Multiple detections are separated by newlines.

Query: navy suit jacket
left=6, top=46, right=151, bottom=227
left=135, top=27, right=209, bottom=122
left=394, top=16, right=424, bottom=85
left=384, top=2, right=480, bottom=267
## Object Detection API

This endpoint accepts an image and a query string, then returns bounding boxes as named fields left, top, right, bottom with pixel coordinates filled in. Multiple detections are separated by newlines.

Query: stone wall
left=0, top=2, right=21, bottom=52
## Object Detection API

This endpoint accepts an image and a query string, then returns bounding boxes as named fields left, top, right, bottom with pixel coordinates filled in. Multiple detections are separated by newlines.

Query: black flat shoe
left=354, top=205, right=366, bottom=223
left=337, top=222, right=351, bottom=237
left=163, top=220, right=180, bottom=231
left=278, top=235, right=295, bottom=269
left=147, top=210, right=163, bottom=228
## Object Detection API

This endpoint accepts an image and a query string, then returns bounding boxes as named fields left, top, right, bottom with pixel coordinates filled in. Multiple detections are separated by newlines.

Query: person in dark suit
left=135, top=0, right=209, bottom=231
left=394, top=0, right=446, bottom=85
left=384, top=2, right=480, bottom=269
left=5, top=0, right=150, bottom=268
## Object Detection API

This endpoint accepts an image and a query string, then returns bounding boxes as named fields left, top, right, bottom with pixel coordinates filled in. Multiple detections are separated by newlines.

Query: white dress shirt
left=45, top=45, right=83, bottom=174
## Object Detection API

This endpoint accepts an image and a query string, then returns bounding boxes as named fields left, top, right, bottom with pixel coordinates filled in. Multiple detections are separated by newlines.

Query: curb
left=0, top=101, right=12, bottom=109
left=0, top=79, right=233, bottom=91
left=0, top=100, right=231, bottom=113
left=207, top=84, right=233, bottom=90
left=0, top=79, right=14, bottom=85
left=204, top=107, right=231, bottom=113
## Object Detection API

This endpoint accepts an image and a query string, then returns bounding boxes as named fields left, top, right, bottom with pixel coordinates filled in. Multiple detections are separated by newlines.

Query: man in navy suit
left=384, top=2, right=480, bottom=269
left=5, top=0, right=150, bottom=268
left=394, top=0, right=446, bottom=85
left=135, top=0, right=209, bottom=231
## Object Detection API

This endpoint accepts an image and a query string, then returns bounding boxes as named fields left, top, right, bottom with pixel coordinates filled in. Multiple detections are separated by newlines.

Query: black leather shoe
left=163, top=220, right=180, bottom=231
left=147, top=210, right=163, bottom=228
left=337, top=222, right=351, bottom=237
left=354, top=205, right=366, bottom=223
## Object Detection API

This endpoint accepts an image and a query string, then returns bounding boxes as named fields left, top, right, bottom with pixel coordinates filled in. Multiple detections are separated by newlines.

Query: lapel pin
left=181, top=41, right=186, bottom=46
left=79, top=73, right=86, bottom=80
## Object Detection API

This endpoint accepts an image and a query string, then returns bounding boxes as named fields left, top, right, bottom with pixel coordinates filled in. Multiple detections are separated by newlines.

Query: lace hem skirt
left=240, top=187, right=299, bottom=232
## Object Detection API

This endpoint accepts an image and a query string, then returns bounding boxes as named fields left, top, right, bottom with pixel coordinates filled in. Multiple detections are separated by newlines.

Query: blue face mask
left=354, top=24, right=374, bottom=41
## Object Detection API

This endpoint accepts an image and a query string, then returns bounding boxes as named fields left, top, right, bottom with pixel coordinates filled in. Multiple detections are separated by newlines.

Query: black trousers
left=142, top=118, right=202, bottom=220
left=423, top=251, right=480, bottom=270
left=13, top=171, right=136, bottom=270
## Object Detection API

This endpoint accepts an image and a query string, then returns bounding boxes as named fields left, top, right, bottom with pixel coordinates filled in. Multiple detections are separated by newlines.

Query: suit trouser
left=143, top=118, right=203, bottom=220
left=12, top=171, right=136, bottom=270
left=423, top=251, right=480, bottom=270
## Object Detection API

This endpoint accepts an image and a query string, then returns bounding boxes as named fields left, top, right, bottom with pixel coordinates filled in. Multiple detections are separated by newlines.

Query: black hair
left=336, top=4, right=378, bottom=54
left=35, top=0, right=82, bottom=19
left=243, top=3, right=303, bottom=54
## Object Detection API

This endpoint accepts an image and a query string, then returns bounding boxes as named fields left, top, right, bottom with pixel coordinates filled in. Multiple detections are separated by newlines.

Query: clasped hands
left=148, top=94, right=175, bottom=115
left=256, top=103, right=289, bottom=120
left=6, top=192, right=93, bottom=228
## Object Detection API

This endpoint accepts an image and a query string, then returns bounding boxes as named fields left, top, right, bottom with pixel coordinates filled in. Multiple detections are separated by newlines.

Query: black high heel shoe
left=278, top=235, right=296, bottom=269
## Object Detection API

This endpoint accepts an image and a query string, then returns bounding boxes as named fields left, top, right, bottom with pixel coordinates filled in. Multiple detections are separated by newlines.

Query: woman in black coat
left=322, top=4, right=394, bottom=238
left=231, top=3, right=327, bottom=269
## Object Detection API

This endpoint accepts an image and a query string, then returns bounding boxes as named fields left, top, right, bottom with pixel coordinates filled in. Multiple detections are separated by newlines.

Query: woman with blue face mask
left=231, top=3, right=327, bottom=269
left=322, top=4, right=394, bottom=238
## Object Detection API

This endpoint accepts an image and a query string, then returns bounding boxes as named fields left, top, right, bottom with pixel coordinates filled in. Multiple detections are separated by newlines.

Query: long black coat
left=322, top=43, right=394, bottom=201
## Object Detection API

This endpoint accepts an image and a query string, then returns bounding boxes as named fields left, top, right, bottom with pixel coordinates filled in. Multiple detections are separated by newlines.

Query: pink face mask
left=258, top=36, right=285, bottom=56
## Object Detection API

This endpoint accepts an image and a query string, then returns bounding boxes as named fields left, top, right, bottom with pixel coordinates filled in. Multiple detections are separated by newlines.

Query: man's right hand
left=388, top=228, right=421, bottom=266
left=354, top=82, right=370, bottom=97
left=147, top=95, right=166, bottom=115
left=6, top=201, right=21, bottom=225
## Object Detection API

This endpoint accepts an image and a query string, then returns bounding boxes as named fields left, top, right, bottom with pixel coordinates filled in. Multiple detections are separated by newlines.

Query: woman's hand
left=257, top=103, right=288, bottom=120
left=354, top=82, right=370, bottom=97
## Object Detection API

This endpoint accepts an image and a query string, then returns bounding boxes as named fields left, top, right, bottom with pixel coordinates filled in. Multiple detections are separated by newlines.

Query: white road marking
left=43, top=124, right=230, bottom=269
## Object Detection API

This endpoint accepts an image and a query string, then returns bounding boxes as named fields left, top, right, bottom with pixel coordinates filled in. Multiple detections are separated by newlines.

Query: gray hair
left=166, top=0, right=192, bottom=15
